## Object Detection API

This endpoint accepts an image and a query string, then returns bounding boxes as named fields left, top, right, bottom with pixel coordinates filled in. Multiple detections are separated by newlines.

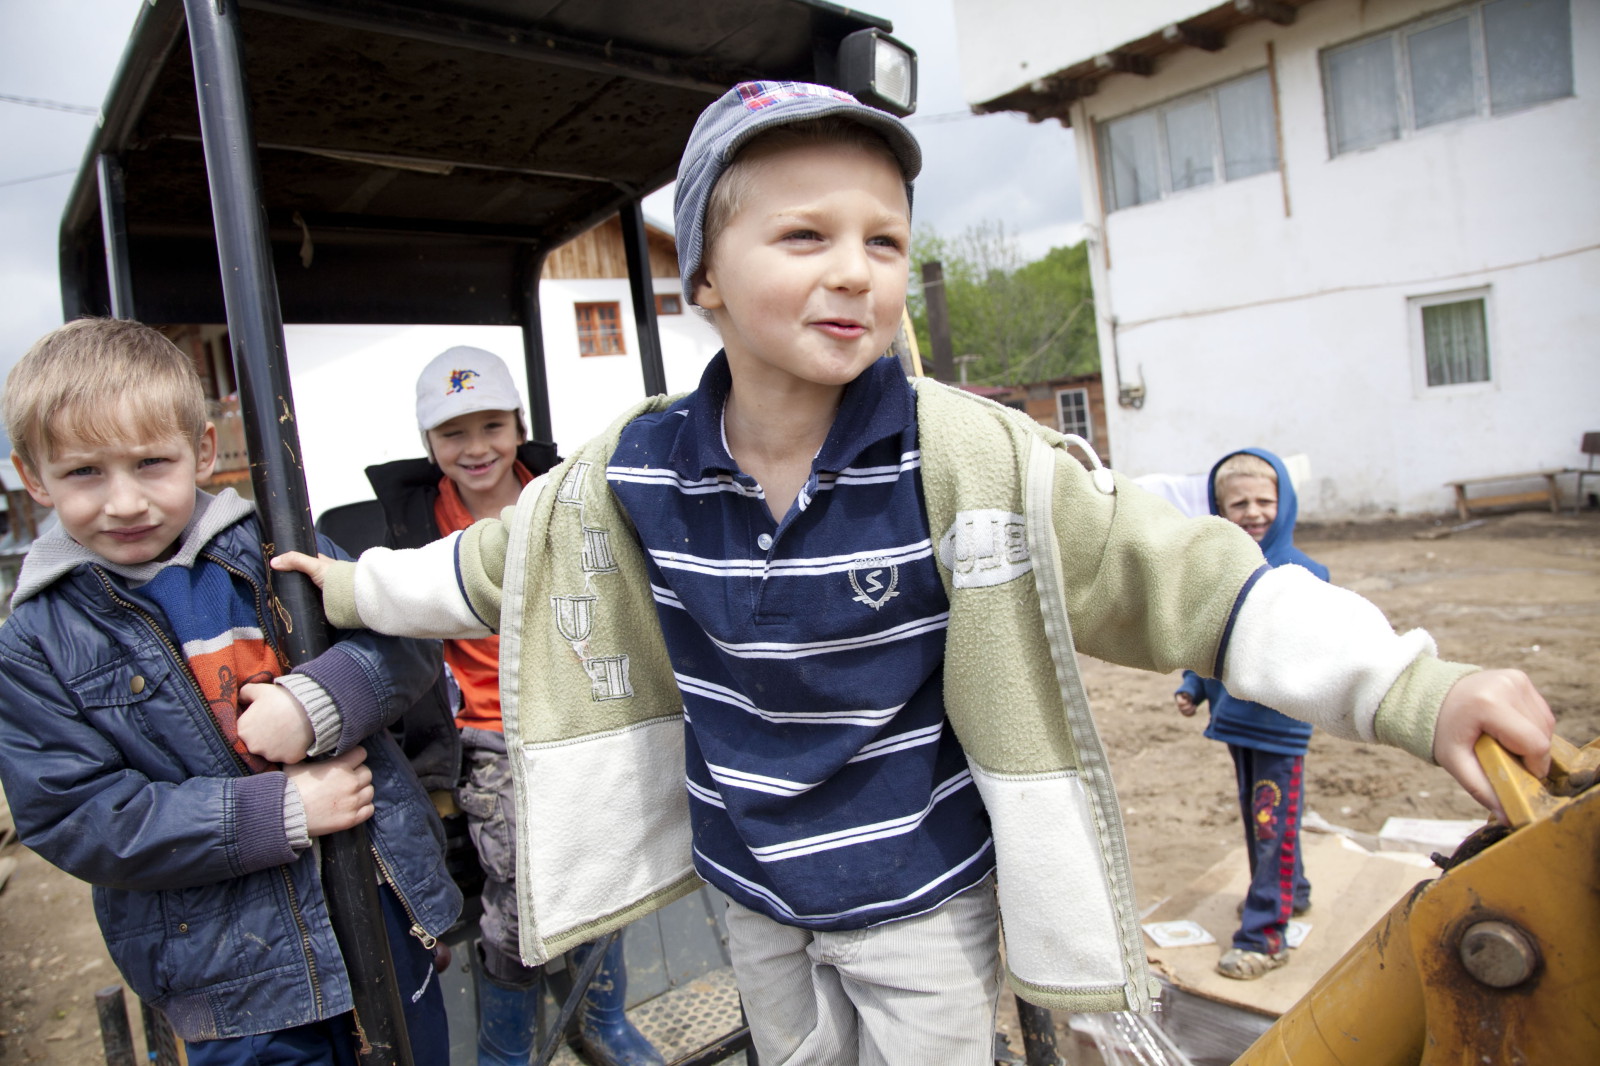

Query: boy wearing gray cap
left=277, top=81, right=1552, bottom=1065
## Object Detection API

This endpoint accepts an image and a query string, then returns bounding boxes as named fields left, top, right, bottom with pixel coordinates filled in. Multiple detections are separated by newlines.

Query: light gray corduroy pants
left=724, top=878, right=1002, bottom=1066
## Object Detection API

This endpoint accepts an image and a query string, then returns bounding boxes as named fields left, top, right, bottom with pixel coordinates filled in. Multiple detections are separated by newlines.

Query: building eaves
left=972, top=0, right=1315, bottom=126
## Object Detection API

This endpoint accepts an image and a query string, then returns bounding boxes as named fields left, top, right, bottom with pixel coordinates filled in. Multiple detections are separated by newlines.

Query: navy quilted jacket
left=0, top=511, right=460, bottom=1041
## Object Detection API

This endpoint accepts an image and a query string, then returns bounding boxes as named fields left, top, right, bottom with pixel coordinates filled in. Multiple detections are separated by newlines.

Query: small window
left=1101, top=71, right=1278, bottom=212
left=1413, top=291, right=1492, bottom=388
left=655, top=292, right=683, bottom=316
left=1323, top=0, right=1572, bottom=156
left=576, top=302, right=625, bottom=356
left=1056, top=388, right=1092, bottom=440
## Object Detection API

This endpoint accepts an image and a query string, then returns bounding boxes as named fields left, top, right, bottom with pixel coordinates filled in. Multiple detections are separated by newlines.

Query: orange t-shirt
left=432, top=463, right=533, bottom=732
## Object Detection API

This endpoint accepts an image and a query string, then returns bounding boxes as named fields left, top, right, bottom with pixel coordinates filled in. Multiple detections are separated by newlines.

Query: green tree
left=906, top=221, right=1098, bottom=386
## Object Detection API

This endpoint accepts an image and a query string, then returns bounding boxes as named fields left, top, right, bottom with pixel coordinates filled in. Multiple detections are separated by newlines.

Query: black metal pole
left=139, top=1000, right=183, bottom=1066
left=534, top=931, right=619, bottom=1066
left=1016, top=1000, right=1061, bottom=1066
left=95, top=154, right=135, bottom=319
left=619, top=200, right=668, bottom=397
left=94, top=986, right=135, bottom=1066
left=518, top=245, right=555, bottom=445
left=179, top=3, right=412, bottom=1064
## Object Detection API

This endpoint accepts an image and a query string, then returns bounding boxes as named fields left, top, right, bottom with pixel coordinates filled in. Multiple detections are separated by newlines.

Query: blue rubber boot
left=475, top=943, right=543, bottom=1066
left=570, top=938, right=665, bottom=1066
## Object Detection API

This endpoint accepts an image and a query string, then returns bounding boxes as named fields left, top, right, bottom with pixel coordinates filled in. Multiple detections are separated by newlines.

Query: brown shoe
left=1217, top=947, right=1290, bottom=980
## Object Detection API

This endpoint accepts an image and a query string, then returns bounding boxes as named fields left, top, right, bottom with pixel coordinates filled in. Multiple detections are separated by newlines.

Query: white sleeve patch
left=1222, top=565, right=1436, bottom=743
left=937, top=510, right=1032, bottom=588
left=351, top=534, right=492, bottom=639
left=520, top=718, right=692, bottom=952
left=967, top=763, right=1125, bottom=989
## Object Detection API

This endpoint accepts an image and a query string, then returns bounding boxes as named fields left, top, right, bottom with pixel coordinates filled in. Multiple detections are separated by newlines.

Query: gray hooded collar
left=10, top=488, right=257, bottom=609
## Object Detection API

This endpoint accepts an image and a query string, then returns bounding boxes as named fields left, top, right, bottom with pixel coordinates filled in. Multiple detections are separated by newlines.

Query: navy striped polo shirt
left=607, top=354, right=994, bottom=930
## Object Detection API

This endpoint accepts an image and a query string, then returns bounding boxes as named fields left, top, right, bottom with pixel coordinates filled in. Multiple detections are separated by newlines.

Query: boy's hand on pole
left=238, top=682, right=314, bottom=764
left=1433, top=668, right=1554, bottom=822
left=270, top=550, right=335, bottom=588
left=285, top=747, right=375, bottom=837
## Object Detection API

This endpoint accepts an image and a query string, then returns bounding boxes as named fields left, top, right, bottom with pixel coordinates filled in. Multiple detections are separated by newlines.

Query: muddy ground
left=2, top=509, right=1597, bottom=1064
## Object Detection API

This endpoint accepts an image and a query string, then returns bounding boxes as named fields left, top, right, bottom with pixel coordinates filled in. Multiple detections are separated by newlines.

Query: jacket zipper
left=369, top=847, right=437, bottom=950
left=92, top=565, right=326, bottom=1016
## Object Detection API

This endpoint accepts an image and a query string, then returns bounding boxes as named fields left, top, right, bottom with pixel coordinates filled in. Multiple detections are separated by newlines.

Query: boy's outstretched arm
left=272, top=518, right=510, bottom=639
left=1045, top=472, right=1555, bottom=824
left=1433, top=669, right=1553, bottom=820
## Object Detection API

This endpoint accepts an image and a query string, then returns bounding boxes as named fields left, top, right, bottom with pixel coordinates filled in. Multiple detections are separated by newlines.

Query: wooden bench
left=1567, top=431, right=1600, bottom=513
left=1444, top=470, right=1564, bottom=521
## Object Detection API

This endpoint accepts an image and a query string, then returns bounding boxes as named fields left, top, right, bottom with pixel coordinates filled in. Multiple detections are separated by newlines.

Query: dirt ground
left=2, top=509, right=1597, bottom=1064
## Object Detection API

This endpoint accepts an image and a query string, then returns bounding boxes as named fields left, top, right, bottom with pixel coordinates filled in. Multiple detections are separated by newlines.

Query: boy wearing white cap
left=365, top=347, right=661, bottom=1066
left=279, top=83, right=1553, bottom=1065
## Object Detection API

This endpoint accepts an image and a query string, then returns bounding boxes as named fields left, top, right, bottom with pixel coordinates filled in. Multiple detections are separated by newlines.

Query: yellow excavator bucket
left=1236, top=734, right=1600, bottom=1064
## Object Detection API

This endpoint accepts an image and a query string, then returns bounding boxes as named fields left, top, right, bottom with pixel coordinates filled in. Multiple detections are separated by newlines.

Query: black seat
left=314, top=499, right=388, bottom=555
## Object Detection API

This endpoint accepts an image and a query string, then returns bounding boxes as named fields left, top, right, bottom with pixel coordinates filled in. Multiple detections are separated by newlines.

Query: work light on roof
left=838, top=28, right=917, bottom=117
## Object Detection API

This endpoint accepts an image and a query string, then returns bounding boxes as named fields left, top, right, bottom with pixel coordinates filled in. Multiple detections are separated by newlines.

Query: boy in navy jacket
left=1176, top=448, right=1320, bottom=979
left=0, top=318, right=460, bottom=1065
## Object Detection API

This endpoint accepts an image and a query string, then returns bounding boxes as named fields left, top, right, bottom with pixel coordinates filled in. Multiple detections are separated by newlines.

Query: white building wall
left=966, top=0, right=1600, bottom=516
left=535, top=276, right=714, bottom=443
left=282, top=277, right=719, bottom=518
left=956, top=0, right=1218, bottom=104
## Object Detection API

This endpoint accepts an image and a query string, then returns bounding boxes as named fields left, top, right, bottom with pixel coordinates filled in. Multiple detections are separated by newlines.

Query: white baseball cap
left=415, top=346, right=526, bottom=453
left=415, top=347, right=524, bottom=430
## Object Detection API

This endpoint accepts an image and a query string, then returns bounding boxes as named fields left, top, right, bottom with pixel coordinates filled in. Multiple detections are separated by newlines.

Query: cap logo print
left=737, top=81, right=857, bottom=112
left=446, top=368, right=480, bottom=394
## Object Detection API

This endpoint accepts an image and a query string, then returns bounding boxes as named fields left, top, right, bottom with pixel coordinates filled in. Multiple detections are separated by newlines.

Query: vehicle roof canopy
left=60, top=0, right=893, bottom=327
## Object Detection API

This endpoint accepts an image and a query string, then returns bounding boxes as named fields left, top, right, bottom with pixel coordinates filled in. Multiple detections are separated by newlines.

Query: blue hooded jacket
left=1177, top=448, right=1329, bottom=756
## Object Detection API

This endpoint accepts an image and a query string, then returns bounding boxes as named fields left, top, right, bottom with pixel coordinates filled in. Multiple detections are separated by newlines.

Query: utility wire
left=0, top=168, right=78, bottom=189
left=0, top=92, right=98, bottom=116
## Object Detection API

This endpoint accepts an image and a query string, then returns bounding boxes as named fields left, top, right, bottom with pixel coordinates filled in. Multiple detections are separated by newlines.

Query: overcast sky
left=0, top=0, right=1083, bottom=444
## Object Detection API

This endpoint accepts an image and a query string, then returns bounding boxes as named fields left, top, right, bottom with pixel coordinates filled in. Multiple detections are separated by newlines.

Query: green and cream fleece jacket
left=323, top=377, right=1474, bottom=1014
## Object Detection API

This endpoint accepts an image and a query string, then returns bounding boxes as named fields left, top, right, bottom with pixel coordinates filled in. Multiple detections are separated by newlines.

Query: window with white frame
left=1413, top=289, right=1492, bottom=388
left=1056, top=388, right=1092, bottom=440
left=1324, top=0, right=1572, bottom=156
left=1100, top=70, right=1279, bottom=211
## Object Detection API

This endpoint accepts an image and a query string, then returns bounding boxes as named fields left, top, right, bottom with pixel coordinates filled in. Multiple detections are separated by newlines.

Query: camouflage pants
left=454, top=727, right=537, bottom=983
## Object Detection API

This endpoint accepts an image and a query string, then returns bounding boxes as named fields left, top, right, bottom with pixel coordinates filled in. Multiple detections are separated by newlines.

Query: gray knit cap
left=673, top=80, right=921, bottom=306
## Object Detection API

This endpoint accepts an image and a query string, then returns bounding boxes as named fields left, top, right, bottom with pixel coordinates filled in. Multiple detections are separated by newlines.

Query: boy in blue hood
left=1175, top=448, right=1321, bottom=981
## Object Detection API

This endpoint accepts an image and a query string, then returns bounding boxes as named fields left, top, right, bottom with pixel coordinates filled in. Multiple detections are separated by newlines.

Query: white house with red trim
left=955, top=0, right=1598, bottom=516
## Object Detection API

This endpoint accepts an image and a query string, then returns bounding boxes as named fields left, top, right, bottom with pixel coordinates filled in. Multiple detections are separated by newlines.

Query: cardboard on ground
left=1142, top=830, right=1439, bottom=1017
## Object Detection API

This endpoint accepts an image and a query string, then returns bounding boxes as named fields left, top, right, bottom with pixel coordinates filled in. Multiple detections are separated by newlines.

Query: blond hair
left=697, top=116, right=905, bottom=293
left=1213, top=452, right=1277, bottom=496
left=4, top=318, right=209, bottom=473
